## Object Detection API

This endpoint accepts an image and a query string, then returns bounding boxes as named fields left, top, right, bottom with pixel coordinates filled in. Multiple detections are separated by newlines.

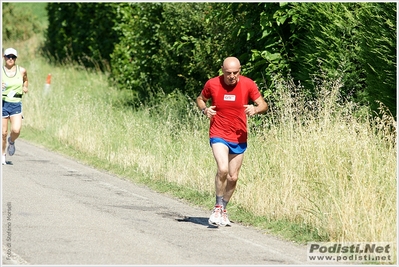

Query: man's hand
left=204, top=106, right=217, bottom=118
left=244, top=104, right=257, bottom=116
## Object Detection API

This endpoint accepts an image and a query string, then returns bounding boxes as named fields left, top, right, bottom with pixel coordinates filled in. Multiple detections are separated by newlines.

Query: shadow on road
left=176, top=216, right=219, bottom=229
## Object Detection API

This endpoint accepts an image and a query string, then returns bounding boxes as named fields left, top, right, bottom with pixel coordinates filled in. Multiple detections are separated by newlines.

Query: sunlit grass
left=236, top=77, right=396, bottom=245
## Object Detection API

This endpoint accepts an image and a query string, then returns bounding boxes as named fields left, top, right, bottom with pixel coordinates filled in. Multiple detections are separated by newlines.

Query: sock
left=216, top=195, right=223, bottom=207
left=222, top=199, right=229, bottom=210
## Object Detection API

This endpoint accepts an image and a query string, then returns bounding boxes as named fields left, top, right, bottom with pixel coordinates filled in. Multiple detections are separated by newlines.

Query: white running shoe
left=7, top=137, right=15, bottom=156
left=220, top=209, right=231, bottom=226
left=2, top=154, right=6, bottom=165
left=208, top=205, right=223, bottom=226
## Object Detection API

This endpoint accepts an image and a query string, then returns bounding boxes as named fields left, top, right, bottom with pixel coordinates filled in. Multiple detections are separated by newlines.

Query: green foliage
left=162, top=3, right=231, bottom=97
left=110, top=3, right=163, bottom=104
left=355, top=2, right=396, bottom=115
left=45, top=2, right=121, bottom=70
left=240, top=3, right=296, bottom=97
left=279, top=2, right=396, bottom=116
left=2, top=2, right=45, bottom=41
left=288, top=3, right=365, bottom=98
left=110, top=3, right=236, bottom=106
left=44, top=2, right=396, bottom=116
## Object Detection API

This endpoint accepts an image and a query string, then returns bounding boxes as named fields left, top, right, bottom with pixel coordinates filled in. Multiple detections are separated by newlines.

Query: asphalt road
left=2, top=139, right=310, bottom=265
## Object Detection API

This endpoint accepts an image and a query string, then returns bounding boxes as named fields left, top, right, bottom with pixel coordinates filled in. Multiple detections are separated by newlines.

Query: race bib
left=224, top=94, right=236, bottom=101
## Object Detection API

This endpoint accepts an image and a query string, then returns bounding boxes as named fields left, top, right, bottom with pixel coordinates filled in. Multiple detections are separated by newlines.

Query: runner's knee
left=10, top=127, right=21, bottom=135
left=227, top=174, right=238, bottom=183
left=217, top=169, right=229, bottom=179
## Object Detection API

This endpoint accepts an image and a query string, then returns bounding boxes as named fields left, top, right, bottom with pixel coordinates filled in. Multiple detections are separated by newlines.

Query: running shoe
left=208, top=205, right=223, bottom=226
left=220, top=209, right=231, bottom=227
left=2, top=154, right=6, bottom=165
left=7, top=137, right=15, bottom=156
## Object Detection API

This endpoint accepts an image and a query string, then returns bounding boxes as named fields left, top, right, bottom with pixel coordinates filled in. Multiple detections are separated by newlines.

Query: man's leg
left=208, top=143, right=229, bottom=225
left=211, top=142, right=230, bottom=199
left=209, top=143, right=245, bottom=225
left=223, top=153, right=244, bottom=204
left=218, top=153, right=244, bottom=226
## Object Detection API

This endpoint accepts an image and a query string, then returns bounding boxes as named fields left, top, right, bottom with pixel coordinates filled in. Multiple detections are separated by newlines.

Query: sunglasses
left=4, top=55, right=17, bottom=60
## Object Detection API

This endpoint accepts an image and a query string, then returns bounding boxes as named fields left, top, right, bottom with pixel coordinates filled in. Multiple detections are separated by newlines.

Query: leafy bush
left=110, top=3, right=235, bottom=106
left=43, top=2, right=396, bottom=116
left=44, top=2, right=121, bottom=70
left=239, top=3, right=295, bottom=97
left=355, top=2, right=396, bottom=115
left=272, top=2, right=396, bottom=116
left=109, top=3, right=164, bottom=104
left=286, top=3, right=365, bottom=99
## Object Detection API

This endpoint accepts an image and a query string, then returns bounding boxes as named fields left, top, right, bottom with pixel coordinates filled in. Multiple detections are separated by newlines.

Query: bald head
left=222, top=57, right=241, bottom=69
left=222, top=57, right=241, bottom=86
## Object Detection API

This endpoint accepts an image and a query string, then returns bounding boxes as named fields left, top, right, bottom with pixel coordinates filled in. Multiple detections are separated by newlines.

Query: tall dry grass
left=236, top=76, right=396, bottom=245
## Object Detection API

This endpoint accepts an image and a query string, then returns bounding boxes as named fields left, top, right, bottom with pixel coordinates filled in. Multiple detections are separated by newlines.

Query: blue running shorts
left=2, top=101, right=22, bottom=118
left=210, top=137, right=247, bottom=154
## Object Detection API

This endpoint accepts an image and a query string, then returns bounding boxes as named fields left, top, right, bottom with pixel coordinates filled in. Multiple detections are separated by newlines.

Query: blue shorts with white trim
left=2, top=101, right=22, bottom=118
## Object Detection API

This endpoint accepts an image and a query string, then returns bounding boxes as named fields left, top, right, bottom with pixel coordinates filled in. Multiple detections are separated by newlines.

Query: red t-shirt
left=201, top=75, right=261, bottom=143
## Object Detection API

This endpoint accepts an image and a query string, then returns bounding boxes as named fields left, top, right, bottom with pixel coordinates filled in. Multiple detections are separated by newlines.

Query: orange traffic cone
left=44, top=74, right=51, bottom=95
left=46, top=74, right=52, bottom=85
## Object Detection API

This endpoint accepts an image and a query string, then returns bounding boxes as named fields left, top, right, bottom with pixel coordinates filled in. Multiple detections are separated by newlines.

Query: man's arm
left=196, top=93, right=217, bottom=118
left=253, top=96, right=268, bottom=114
left=244, top=96, right=268, bottom=116
left=196, top=93, right=208, bottom=114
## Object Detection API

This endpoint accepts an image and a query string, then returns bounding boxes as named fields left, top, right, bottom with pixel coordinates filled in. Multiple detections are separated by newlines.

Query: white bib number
left=224, top=94, right=236, bottom=101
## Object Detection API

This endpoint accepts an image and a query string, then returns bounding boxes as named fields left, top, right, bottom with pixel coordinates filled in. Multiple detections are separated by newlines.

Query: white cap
left=4, top=48, right=17, bottom=57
